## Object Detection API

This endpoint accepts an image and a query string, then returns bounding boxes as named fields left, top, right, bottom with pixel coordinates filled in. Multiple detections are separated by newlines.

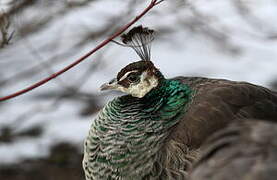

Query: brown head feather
left=117, top=61, right=156, bottom=81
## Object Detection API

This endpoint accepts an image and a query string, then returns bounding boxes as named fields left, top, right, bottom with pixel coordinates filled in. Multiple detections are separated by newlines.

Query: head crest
left=121, top=25, right=155, bottom=61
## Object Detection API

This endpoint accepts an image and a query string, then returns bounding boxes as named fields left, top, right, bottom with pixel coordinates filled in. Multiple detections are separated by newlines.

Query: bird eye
left=127, top=73, right=139, bottom=83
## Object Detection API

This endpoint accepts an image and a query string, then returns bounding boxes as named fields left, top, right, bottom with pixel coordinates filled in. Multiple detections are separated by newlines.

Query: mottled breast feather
left=83, top=79, right=192, bottom=180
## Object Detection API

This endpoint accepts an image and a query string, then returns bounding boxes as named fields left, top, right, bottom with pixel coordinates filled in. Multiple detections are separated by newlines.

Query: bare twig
left=154, top=0, right=165, bottom=6
left=0, top=13, right=14, bottom=48
left=0, top=0, right=164, bottom=101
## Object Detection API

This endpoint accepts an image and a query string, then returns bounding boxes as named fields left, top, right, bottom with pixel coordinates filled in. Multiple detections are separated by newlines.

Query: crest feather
left=121, top=25, right=155, bottom=61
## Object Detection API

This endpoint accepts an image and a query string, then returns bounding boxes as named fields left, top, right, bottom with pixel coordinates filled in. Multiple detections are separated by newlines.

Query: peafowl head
left=100, top=26, right=164, bottom=98
left=100, top=60, right=163, bottom=98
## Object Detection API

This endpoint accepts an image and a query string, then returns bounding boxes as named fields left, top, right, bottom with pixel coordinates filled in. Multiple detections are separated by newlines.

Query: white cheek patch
left=126, top=72, right=159, bottom=98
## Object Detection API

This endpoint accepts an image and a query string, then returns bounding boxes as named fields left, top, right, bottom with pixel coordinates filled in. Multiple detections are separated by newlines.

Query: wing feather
left=170, top=77, right=277, bottom=148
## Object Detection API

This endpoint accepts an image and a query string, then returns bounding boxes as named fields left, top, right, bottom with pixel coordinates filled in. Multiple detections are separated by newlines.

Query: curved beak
left=100, top=83, right=113, bottom=91
left=100, top=78, right=118, bottom=91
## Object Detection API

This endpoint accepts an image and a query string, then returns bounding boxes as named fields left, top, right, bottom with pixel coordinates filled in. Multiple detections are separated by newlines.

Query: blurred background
left=0, top=0, right=277, bottom=179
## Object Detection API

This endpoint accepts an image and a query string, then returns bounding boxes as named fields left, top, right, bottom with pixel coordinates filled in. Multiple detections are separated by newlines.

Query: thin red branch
left=154, top=0, right=165, bottom=5
left=0, top=0, right=163, bottom=101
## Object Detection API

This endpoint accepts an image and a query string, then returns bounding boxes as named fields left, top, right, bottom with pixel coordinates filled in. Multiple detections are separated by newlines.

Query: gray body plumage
left=190, top=118, right=277, bottom=180
left=83, top=76, right=277, bottom=180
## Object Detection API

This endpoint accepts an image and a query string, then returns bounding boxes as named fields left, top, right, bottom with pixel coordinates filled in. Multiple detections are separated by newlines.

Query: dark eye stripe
left=118, top=72, right=141, bottom=88
left=127, top=72, right=141, bottom=78
left=127, top=72, right=141, bottom=82
left=118, top=79, right=130, bottom=88
left=128, top=75, right=139, bottom=82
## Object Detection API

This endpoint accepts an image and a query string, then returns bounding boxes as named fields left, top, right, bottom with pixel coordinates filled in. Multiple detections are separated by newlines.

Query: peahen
left=189, top=118, right=277, bottom=180
left=83, top=26, right=277, bottom=180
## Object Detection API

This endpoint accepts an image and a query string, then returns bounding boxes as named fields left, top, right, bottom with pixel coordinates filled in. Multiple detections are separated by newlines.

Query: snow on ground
left=0, top=0, right=277, bottom=164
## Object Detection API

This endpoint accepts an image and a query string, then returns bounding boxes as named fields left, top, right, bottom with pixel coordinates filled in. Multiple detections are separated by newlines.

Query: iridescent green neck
left=84, top=79, right=193, bottom=180
left=143, top=79, right=193, bottom=115
left=146, top=78, right=191, bottom=99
